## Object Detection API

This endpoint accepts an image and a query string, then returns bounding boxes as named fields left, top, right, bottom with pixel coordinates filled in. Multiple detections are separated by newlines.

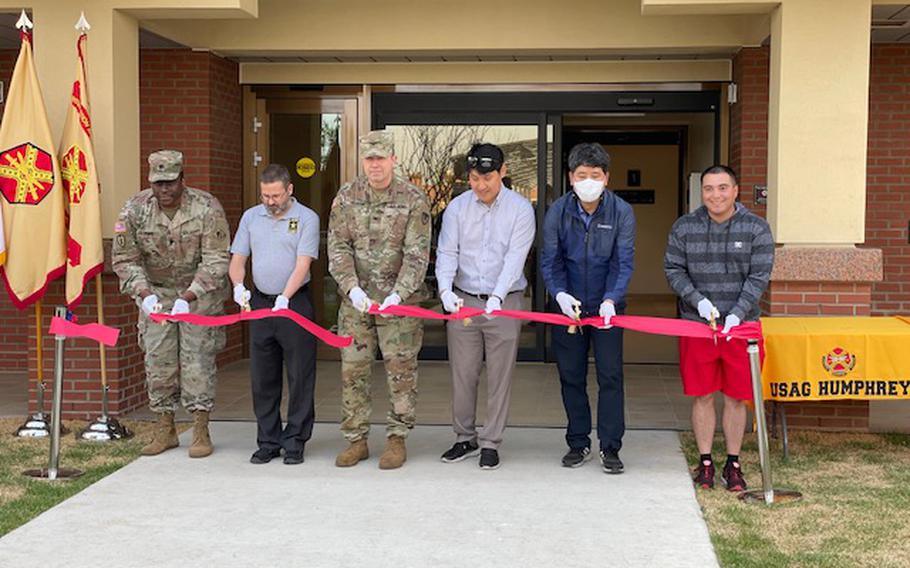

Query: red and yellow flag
left=0, top=205, right=6, bottom=267
left=0, top=26, right=66, bottom=309
left=60, top=32, right=103, bottom=308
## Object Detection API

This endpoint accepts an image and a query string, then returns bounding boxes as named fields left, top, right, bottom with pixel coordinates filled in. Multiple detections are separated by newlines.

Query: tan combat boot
left=335, top=439, right=369, bottom=467
left=188, top=410, right=213, bottom=458
left=378, top=435, right=406, bottom=470
left=141, top=411, right=179, bottom=456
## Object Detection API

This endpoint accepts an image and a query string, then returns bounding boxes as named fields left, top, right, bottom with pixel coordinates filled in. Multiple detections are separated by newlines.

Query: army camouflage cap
left=359, top=130, right=394, bottom=159
left=148, top=150, right=184, bottom=182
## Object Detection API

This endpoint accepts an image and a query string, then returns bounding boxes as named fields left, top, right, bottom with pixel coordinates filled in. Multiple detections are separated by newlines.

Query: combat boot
left=379, top=435, right=407, bottom=470
left=188, top=410, right=213, bottom=458
left=141, top=411, right=179, bottom=456
left=335, top=439, right=369, bottom=467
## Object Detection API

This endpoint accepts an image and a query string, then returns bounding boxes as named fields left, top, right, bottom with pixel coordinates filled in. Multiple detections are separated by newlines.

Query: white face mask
left=573, top=178, right=605, bottom=203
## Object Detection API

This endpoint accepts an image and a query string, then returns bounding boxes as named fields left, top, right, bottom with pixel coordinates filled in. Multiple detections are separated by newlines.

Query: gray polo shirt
left=230, top=198, right=319, bottom=295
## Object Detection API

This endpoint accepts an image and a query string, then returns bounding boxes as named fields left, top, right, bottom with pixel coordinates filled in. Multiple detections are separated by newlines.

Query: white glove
left=440, top=289, right=463, bottom=313
left=141, top=294, right=160, bottom=316
left=721, top=313, right=741, bottom=340
left=599, top=300, right=616, bottom=328
left=272, top=295, right=289, bottom=312
left=379, top=293, right=401, bottom=312
left=348, top=286, right=372, bottom=314
left=232, top=283, right=251, bottom=308
left=556, top=292, right=581, bottom=320
left=697, top=298, right=721, bottom=322
left=485, top=295, right=502, bottom=315
left=170, top=298, right=190, bottom=315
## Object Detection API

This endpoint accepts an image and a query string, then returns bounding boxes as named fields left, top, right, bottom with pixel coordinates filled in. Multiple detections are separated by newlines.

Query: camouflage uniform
left=112, top=151, right=230, bottom=414
left=328, top=133, right=431, bottom=442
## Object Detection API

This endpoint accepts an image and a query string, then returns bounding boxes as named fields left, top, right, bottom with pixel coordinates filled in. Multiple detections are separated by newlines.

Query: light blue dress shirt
left=435, top=185, right=536, bottom=300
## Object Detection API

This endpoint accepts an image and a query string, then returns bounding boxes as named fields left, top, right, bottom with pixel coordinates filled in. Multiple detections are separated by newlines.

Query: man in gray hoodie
left=664, top=165, right=774, bottom=492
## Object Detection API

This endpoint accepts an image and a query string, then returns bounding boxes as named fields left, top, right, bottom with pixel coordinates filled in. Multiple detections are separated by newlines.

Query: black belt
left=254, top=284, right=309, bottom=303
left=454, top=287, right=519, bottom=302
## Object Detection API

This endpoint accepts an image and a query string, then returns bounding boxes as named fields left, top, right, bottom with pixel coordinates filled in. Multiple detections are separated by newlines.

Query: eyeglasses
left=466, top=155, right=500, bottom=169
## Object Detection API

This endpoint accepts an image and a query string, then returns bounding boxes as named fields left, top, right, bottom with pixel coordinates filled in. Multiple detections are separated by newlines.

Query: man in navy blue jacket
left=541, top=143, right=636, bottom=473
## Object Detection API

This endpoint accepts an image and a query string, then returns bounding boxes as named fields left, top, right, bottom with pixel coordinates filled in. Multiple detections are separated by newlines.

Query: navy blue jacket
left=540, top=191, right=636, bottom=315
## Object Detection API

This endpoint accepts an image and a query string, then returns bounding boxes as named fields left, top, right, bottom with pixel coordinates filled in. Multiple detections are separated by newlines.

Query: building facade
left=0, top=0, right=906, bottom=431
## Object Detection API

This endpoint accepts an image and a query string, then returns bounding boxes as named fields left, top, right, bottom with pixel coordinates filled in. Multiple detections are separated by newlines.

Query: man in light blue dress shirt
left=435, top=143, right=536, bottom=470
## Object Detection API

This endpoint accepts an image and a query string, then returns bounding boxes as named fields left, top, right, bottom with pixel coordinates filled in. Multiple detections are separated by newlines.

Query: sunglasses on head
left=466, top=155, right=500, bottom=169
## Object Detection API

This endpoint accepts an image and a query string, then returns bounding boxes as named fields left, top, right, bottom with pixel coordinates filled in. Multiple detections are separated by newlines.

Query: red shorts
left=678, top=336, right=765, bottom=401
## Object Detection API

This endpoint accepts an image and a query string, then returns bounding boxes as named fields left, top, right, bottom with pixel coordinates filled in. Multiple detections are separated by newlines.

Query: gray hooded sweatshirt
left=663, top=203, right=774, bottom=323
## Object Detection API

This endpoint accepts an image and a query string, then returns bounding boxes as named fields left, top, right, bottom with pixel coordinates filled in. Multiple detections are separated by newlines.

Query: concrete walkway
left=0, top=423, right=718, bottom=568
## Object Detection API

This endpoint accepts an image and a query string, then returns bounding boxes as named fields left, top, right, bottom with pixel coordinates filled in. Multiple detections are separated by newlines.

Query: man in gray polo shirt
left=229, top=163, right=320, bottom=465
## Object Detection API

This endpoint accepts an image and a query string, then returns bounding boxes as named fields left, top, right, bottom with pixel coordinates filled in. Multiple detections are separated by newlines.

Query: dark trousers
left=552, top=323, right=625, bottom=453
left=249, top=287, right=317, bottom=454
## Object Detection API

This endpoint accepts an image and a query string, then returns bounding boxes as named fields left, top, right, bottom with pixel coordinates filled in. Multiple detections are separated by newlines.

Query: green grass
left=0, top=418, right=170, bottom=537
left=680, top=430, right=910, bottom=568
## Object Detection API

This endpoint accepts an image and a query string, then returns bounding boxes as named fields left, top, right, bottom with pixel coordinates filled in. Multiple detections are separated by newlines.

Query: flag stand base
left=22, top=467, right=84, bottom=481
left=740, top=489, right=803, bottom=505
left=14, top=414, right=69, bottom=438
left=77, top=415, right=133, bottom=442
left=15, top=414, right=50, bottom=438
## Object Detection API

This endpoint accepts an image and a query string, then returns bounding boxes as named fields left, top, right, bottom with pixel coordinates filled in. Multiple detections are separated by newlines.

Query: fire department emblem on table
left=0, top=143, right=55, bottom=205
left=822, top=347, right=856, bottom=377
left=61, top=145, right=89, bottom=204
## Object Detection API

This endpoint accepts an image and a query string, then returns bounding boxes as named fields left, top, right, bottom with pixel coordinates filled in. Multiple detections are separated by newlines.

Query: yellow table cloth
left=761, top=317, right=910, bottom=401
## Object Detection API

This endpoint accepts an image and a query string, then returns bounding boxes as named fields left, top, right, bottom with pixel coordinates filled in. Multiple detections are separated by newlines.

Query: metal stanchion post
left=741, top=338, right=801, bottom=505
left=23, top=307, right=84, bottom=482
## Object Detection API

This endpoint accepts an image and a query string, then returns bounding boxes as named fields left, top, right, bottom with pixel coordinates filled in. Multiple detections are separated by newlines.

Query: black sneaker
left=283, top=450, right=304, bottom=465
left=440, top=440, right=480, bottom=463
left=600, top=450, right=624, bottom=474
left=694, top=460, right=716, bottom=489
left=479, top=448, right=500, bottom=470
left=722, top=461, right=747, bottom=492
left=250, top=447, right=281, bottom=464
left=561, top=447, right=592, bottom=468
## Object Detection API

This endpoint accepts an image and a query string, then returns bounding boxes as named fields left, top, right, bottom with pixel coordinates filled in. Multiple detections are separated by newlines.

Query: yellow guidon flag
left=60, top=31, right=103, bottom=308
left=0, top=17, right=66, bottom=309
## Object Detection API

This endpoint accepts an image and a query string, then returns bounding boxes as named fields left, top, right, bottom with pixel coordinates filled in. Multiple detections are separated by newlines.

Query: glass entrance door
left=251, top=96, right=358, bottom=359
left=382, top=120, right=553, bottom=361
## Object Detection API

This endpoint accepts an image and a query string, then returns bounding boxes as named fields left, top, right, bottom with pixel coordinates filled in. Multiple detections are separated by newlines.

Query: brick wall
left=761, top=282, right=873, bottom=317
left=865, top=44, right=910, bottom=315
left=730, top=46, right=769, bottom=218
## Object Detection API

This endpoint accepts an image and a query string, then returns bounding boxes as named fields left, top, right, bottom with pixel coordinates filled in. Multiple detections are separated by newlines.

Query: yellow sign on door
left=296, top=157, right=316, bottom=179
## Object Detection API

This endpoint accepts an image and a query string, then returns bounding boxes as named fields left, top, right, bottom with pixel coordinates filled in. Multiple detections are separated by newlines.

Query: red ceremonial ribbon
left=149, top=309, right=353, bottom=348
left=49, top=316, right=120, bottom=347
left=368, top=304, right=763, bottom=342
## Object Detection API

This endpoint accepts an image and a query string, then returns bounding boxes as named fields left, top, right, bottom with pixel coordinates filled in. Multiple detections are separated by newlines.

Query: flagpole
left=16, top=299, right=55, bottom=436
left=35, top=299, right=44, bottom=410
left=71, top=13, right=130, bottom=441
left=95, top=274, right=108, bottom=415
left=78, top=273, right=131, bottom=441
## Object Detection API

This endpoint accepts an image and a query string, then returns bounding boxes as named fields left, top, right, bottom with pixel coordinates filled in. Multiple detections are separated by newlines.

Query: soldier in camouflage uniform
left=328, top=130, right=431, bottom=470
left=112, top=150, right=230, bottom=459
